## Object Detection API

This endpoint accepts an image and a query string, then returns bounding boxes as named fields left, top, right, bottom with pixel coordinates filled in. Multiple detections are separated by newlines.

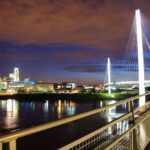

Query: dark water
left=0, top=98, right=129, bottom=135
left=1, top=97, right=149, bottom=150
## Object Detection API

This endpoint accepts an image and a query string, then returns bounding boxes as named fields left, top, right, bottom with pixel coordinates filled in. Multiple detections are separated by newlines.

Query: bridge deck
left=139, top=114, right=150, bottom=149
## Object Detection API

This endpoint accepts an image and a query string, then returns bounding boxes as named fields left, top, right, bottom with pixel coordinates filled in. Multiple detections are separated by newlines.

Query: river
left=0, top=98, right=129, bottom=135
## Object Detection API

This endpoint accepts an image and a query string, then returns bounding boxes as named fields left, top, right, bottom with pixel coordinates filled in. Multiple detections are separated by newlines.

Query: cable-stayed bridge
left=0, top=9, right=150, bottom=150
left=104, top=9, right=150, bottom=96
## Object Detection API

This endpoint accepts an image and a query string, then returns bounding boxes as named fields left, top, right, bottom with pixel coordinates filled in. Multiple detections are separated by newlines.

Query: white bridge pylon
left=136, top=9, right=145, bottom=106
left=105, top=9, right=146, bottom=106
left=107, top=57, right=111, bottom=95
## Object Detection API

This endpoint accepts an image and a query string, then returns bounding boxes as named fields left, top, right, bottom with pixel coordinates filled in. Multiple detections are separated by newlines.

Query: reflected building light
left=66, top=102, right=69, bottom=107
left=66, top=101, right=76, bottom=116
left=13, top=100, right=17, bottom=112
left=66, top=107, right=76, bottom=116
left=108, top=126, right=112, bottom=134
left=107, top=116, right=112, bottom=122
left=107, top=112, right=124, bottom=124
left=30, top=102, right=35, bottom=111
left=55, top=100, right=76, bottom=118
left=69, top=101, right=76, bottom=107
left=7, top=99, right=13, bottom=112
left=5, top=99, right=14, bottom=128
left=119, top=122, right=122, bottom=134
left=24, top=102, right=30, bottom=108
left=58, top=100, right=61, bottom=106
left=44, top=100, right=49, bottom=112
left=30, top=102, right=32, bottom=106
left=1, top=100, right=6, bottom=109
left=100, top=101, right=103, bottom=107
left=54, top=101, right=57, bottom=107
left=122, top=103, right=127, bottom=110
left=117, top=120, right=129, bottom=135
left=108, top=100, right=116, bottom=113
left=110, top=100, right=116, bottom=104
left=57, top=100, right=62, bottom=119
left=64, top=100, right=67, bottom=107
left=13, top=100, right=18, bottom=119
left=117, top=122, right=120, bottom=134
left=124, top=120, right=129, bottom=132
left=126, top=122, right=129, bottom=131
left=5, top=99, right=18, bottom=128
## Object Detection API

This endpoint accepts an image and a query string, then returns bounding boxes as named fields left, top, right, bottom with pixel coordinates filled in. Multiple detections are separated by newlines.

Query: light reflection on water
left=0, top=97, right=149, bottom=149
left=0, top=99, right=127, bottom=134
left=1, top=99, right=18, bottom=130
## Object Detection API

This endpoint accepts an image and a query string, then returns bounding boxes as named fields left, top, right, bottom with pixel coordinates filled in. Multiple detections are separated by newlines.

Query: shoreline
left=0, top=93, right=138, bottom=101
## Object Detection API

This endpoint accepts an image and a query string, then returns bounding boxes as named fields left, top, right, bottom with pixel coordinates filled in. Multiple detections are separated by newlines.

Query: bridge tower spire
left=107, top=57, right=111, bottom=95
left=135, top=9, right=145, bottom=106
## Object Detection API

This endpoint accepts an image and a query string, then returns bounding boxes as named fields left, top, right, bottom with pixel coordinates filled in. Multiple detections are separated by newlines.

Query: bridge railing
left=59, top=100, right=150, bottom=150
left=0, top=93, right=150, bottom=150
left=104, top=108, right=150, bottom=150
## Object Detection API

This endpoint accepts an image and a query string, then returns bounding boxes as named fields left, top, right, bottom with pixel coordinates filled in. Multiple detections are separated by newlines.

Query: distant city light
left=9, top=67, right=20, bottom=82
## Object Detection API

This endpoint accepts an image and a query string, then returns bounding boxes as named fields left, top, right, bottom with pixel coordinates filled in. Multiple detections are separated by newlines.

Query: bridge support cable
left=142, top=15, right=150, bottom=82
left=113, top=10, right=150, bottom=92
left=104, top=59, right=108, bottom=87
left=114, top=15, right=138, bottom=86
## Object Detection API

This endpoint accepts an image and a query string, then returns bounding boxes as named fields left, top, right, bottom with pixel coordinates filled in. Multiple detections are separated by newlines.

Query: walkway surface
left=139, top=115, right=150, bottom=150
left=145, top=143, right=150, bottom=150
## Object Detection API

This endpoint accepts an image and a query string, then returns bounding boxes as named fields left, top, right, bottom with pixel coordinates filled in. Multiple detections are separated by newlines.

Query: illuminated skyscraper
left=9, top=73, right=14, bottom=81
left=9, top=68, right=20, bottom=81
left=14, top=68, right=19, bottom=81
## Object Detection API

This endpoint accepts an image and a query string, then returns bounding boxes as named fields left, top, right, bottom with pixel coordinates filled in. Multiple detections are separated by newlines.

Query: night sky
left=0, top=0, right=150, bottom=84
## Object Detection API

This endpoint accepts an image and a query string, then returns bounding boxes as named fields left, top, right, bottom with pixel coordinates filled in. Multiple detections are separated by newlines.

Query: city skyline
left=0, top=0, right=150, bottom=83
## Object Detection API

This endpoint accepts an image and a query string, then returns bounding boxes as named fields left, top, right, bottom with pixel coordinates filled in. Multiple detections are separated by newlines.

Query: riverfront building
left=9, top=68, right=20, bottom=82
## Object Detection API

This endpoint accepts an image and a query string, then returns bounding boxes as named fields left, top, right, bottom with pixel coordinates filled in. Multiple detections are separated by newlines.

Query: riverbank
left=0, top=92, right=138, bottom=101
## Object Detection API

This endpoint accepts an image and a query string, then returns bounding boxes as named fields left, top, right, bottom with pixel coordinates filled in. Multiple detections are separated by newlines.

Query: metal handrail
left=104, top=109, right=150, bottom=150
left=59, top=113, right=133, bottom=150
left=0, top=93, right=150, bottom=150
left=59, top=101, right=150, bottom=150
